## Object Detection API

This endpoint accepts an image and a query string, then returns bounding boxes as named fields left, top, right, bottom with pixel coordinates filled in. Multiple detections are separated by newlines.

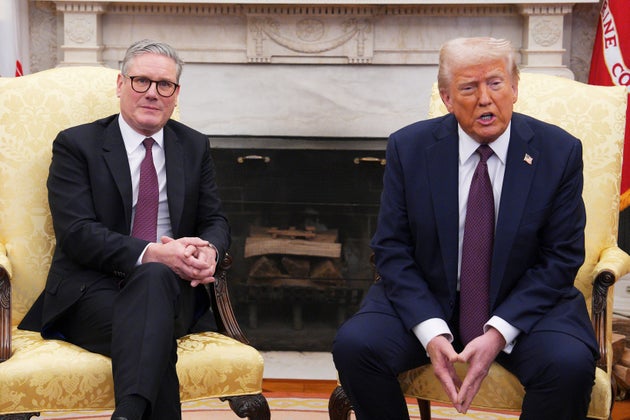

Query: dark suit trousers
left=53, top=262, right=206, bottom=420
left=332, top=310, right=596, bottom=420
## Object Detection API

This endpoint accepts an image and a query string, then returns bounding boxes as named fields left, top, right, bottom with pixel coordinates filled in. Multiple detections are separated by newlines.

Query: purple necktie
left=459, top=144, right=494, bottom=345
left=131, top=138, right=158, bottom=242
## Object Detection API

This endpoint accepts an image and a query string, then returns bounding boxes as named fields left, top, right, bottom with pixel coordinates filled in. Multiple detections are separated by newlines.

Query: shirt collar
left=118, top=114, right=164, bottom=153
left=458, top=122, right=510, bottom=166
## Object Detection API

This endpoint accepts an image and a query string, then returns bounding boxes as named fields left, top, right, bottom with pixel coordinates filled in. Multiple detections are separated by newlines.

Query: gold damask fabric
left=407, top=72, right=628, bottom=420
left=0, top=328, right=263, bottom=414
left=0, top=67, right=263, bottom=416
left=399, top=362, right=524, bottom=411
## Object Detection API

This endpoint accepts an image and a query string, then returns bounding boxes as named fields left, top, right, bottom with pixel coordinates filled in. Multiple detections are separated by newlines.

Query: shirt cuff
left=412, top=318, right=453, bottom=350
left=136, top=243, right=151, bottom=266
left=485, top=316, right=520, bottom=354
left=208, top=243, right=220, bottom=262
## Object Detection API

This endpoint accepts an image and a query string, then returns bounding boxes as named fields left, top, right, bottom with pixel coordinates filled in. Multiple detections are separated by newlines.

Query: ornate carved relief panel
left=246, top=6, right=374, bottom=63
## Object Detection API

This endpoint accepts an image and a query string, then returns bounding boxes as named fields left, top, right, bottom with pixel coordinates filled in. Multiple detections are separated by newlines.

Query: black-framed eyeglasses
left=124, top=75, right=179, bottom=97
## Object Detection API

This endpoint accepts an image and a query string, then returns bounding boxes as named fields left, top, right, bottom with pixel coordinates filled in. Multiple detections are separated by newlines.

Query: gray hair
left=121, top=39, right=184, bottom=82
left=437, top=37, right=519, bottom=92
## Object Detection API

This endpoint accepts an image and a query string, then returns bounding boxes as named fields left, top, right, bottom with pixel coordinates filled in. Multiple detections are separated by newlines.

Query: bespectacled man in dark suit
left=19, top=39, right=230, bottom=420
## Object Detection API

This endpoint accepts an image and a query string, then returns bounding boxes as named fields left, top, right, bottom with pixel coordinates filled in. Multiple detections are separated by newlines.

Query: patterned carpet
left=36, top=394, right=520, bottom=419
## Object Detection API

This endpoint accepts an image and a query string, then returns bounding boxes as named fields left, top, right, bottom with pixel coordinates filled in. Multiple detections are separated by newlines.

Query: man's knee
left=333, top=313, right=422, bottom=377
left=333, top=316, right=397, bottom=376
left=515, top=336, right=595, bottom=420
left=128, top=262, right=179, bottom=289
left=515, top=335, right=595, bottom=392
left=119, top=263, right=183, bottom=311
left=547, top=345, right=595, bottom=389
left=333, top=320, right=371, bottom=370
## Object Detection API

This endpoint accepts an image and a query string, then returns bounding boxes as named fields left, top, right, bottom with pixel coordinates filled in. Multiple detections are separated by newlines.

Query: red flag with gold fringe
left=588, top=0, right=630, bottom=210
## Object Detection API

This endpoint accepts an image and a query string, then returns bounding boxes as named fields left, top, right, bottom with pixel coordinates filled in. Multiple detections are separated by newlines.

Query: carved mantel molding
left=37, top=0, right=598, bottom=137
left=48, top=0, right=596, bottom=77
left=55, top=2, right=107, bottom=65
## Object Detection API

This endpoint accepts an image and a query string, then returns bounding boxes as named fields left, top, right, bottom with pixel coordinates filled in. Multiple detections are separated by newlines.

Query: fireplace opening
left=210, top=136, right=386, bottom=351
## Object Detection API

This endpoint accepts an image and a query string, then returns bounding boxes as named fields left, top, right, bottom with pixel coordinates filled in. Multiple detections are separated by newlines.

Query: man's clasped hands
left=426, top=327, right=507, bottom=414
left=143, top=236, right=218, bottom=287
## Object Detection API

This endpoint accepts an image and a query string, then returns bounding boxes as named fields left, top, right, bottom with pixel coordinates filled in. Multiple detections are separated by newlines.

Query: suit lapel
left=102, top=118, right=134, bottom=231
left=427, top=115, right=460, bottom=296
left=164, top=124, right=185, bottom=237
left=491, top=114, right=538, bottom=306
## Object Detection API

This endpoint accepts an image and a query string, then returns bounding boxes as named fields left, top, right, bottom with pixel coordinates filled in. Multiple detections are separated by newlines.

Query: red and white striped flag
left=589, top=0, right=630, bottom=209
left=0, top=0, right=28, bottom=77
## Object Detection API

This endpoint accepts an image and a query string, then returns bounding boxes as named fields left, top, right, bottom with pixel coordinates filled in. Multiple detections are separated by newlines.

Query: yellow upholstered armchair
left=0, top=66, right=269, bottom=419
left=328, top=72, right=630, bottom=420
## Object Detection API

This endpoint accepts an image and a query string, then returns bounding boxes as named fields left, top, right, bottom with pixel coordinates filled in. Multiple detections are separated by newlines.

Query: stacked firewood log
left=244, top=226, right=344, bottom=288
left=242, top=226, right=348, bottom=330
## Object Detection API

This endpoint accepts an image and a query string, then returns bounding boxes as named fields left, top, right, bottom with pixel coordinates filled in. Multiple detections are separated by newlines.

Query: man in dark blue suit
left=333, top=37, right=598, bottom=420
left=18, top=40, right=230, bottom=420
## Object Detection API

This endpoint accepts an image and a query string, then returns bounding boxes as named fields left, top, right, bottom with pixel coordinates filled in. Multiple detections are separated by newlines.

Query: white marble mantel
left=43, top=0, right=597, bottom=139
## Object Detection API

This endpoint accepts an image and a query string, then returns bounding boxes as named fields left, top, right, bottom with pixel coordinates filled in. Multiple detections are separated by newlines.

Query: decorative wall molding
left=107, top=3, right=242, bottom=14
left=45, top=0, right=592, bottom=74
left=379, top=5, right=516, bottom=15
left=517, top=4, right=574, bottom=74
left=247, top=14, right=373, bottom=63
left=55, top=1, right=107, bottom=13
left=55, top=1, right=106, bottom=65
left=33, top=1, right=598, bottom=137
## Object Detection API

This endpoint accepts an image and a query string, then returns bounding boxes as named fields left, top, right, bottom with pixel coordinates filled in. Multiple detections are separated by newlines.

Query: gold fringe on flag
left=620, top=190, right=630, bottom=212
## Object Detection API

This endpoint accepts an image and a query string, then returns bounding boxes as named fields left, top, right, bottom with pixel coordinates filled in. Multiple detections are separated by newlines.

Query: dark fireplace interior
left=210, top=136, right=386, bottom=351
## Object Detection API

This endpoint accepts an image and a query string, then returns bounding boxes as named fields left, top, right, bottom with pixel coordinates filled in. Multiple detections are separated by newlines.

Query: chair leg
left=417, top=398, right=431, bottom=420
left=222, top=393, right=270, bottom=420
left=328, top=385, right=353, bottom=420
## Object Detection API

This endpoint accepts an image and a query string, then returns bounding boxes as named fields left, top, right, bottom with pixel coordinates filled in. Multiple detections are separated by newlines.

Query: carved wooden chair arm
left=207, top=252, right=250, bottom=345
left=0, top=243, right=12, bottom=362
left=591, top=246, right=630, bottom=371
left=593, top=246, right=630, bottom=285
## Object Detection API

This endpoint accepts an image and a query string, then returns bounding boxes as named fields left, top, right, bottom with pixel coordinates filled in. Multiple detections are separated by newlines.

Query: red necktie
left=131, top=138, right=159, bottom=242
left=459, top=144, right=494, bottom=345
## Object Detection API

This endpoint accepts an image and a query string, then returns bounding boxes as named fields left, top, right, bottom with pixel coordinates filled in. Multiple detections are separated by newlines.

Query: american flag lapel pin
left=523, top=153, right=533, bottom=165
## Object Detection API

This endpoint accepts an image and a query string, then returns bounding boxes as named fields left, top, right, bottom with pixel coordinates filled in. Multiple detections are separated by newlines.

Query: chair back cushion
left=0, top=66, right=121, bottom=324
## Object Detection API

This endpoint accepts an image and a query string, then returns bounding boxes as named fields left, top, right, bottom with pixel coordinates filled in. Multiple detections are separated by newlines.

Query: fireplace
left=210, top=136, right=386, bottom=351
